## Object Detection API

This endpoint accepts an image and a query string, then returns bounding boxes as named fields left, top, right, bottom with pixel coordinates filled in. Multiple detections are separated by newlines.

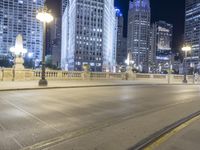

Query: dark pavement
left=0, top=85, right=200, bottom=150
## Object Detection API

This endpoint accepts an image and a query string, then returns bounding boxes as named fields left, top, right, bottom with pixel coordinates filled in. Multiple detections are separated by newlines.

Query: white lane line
left=21, top=97, right=200, bottom=150
left=0, top=123, right=23, bottom=148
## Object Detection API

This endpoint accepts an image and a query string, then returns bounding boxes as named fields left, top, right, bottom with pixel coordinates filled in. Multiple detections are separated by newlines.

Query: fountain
left=10, top=34, right=27, bottom=69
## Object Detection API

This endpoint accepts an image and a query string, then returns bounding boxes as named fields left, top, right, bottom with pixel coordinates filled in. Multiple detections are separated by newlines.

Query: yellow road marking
left=144, top=115, right=200, bottom=150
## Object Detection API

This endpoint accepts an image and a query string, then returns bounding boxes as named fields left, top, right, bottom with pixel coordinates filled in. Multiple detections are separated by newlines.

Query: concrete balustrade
left=109, top=73, right=123, bottom=80
left=14, top=69, right=25, bottom=81
left=90, top=72, right=107, bottom=80
left=62, top=71, right=83, bottom=80
left=136, top=74, right=151, bottom=79
left=153, top=74, right=167, bottom=79
left=2, top=68, right=14, bottom=81
left=0, top=68, right=196, bottom=84
left=0, top=69, right=3, bottom=81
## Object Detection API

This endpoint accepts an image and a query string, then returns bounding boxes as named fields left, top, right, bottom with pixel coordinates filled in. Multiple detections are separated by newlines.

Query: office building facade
left=46, top=18, right=61, bottom=68
left=61, top=0, right=116, bottom=72
left=0, top=0, right=44, bottom=63
left=127, top=0, right=151, bottom=72
left=149, top=21, right=173, bottom=72
left=115, top=8, right=127, bottom=66
left=185, top=0, right=200, bottom=59
left=62, top=0, right=68, bottom=14
left=185, top=0, right=200, bottom=73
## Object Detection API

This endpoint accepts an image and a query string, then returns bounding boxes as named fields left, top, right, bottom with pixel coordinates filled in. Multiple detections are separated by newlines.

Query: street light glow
left=28, top=52, right=34, bottom=58
left=182, top=46, right=192, bottom=52
left=36, top=12, right=54, bottom=23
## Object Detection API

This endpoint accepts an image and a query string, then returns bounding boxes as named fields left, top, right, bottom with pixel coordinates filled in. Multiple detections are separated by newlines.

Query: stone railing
left=0, top=68, right=196, bottom=83
left=135, top=73, right=194, bottom=83
left=90, top=72, right=107, bottom=80
left=0, top=68, right=123, bottom=81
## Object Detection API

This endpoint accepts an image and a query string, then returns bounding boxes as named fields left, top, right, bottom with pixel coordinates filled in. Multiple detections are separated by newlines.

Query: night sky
left=47, top=0, right=185, bottom=51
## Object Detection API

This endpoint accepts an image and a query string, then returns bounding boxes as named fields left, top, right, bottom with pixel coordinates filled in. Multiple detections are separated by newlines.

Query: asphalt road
left=0, top=85, right=200, bottom=150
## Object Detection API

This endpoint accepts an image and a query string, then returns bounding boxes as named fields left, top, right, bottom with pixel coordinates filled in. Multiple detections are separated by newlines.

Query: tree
left=24, top=57, right=35, bottom=69
left=45, top=55, right=60, bottom=70
left=0, top=55, right=13, bottom=68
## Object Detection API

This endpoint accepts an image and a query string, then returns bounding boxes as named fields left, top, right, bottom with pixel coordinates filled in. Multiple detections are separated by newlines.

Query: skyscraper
left=115, top=8, right=127, bottom=66
left=0, top=0, right=44, bottom=63
left=185, top=0, right=200, bottom=61
left=149, top=21, right=173, bottom=72
left=46, top=18, right=61, bottom=68
left=62, top=0, right=68, bottom=14
left=127, top=0, right=151, bottom=72
left=61, top=0, right=116, bottom=72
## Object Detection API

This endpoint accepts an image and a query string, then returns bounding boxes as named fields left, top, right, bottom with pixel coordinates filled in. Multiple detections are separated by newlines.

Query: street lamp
left=36, top=4, right=53, bottom=86
left=182, top=45, right=192, bottom=83
left=190, top=62, right=195, bottom=84
left=168, top=54, right=172, bottom=84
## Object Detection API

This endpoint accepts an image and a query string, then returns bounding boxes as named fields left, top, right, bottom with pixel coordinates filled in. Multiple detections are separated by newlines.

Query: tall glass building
left=46, top=18, right=61, bottom=67
left=115, top=8, right=127, bottom=66
left=185, top=0, right=200, bottom=60
left=127, top=0, right=151, bottom=72
left=61, top=0, right=116, bottom=72
left=0, top=0, right=44, bottom=62
left=62, top=0, right=68, bottom=14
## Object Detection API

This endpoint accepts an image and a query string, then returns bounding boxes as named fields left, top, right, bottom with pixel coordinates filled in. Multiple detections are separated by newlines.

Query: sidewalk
left=0, top=80, right=164, bottom=91
left=0, top=80, right=197, bottom=91
left=156, top=116, right=200, bottom=150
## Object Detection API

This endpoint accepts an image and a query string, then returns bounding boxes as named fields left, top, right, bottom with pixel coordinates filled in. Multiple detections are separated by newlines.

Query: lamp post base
left=183, top=79, right=188, bottom=84
left=39, top=79, right=48, bottom=86
left=183, top=74, right=188, bottom=84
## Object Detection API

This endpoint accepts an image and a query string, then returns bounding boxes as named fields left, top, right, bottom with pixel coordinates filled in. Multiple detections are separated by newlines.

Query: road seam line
left=5, top=100, right=61, bottom=133
left=20, top=98, right=199, bottom=150
left=0, top=122, right=23, bottom=148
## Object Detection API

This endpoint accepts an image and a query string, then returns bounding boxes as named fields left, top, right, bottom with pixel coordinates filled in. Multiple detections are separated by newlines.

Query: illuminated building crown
left=115, top=8, right=123, bottom=17
left=129, top=0, right=150, bottom=11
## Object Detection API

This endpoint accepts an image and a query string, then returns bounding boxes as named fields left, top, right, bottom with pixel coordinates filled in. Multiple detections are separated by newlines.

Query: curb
left=0, top=84, right=150, bottom=92
left=0, top=83, right=198, bottom=92
left=128, top=110, right=200, bottom=150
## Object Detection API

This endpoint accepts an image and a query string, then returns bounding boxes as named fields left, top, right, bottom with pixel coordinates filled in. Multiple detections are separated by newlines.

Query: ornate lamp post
left=182, top=45, right=192, bottom=83
left=190, top=62, right=195, bottom=84
left=36, top=3, right=53, bottom=86
left=168, top=53, right=173, bottom=84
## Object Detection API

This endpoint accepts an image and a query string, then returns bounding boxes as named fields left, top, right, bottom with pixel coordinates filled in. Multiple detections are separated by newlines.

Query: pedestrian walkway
left=0, top=80, right=197, bottom=91
left=156, top=117, right=200, bottom=150
left=0, top=80, right=161, bottom=91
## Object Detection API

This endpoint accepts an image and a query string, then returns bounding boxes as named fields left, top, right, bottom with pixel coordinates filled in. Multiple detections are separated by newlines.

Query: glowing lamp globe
left=182, top=46, right=192, bottom=52
left=36, top=7, right=53, bottom=23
